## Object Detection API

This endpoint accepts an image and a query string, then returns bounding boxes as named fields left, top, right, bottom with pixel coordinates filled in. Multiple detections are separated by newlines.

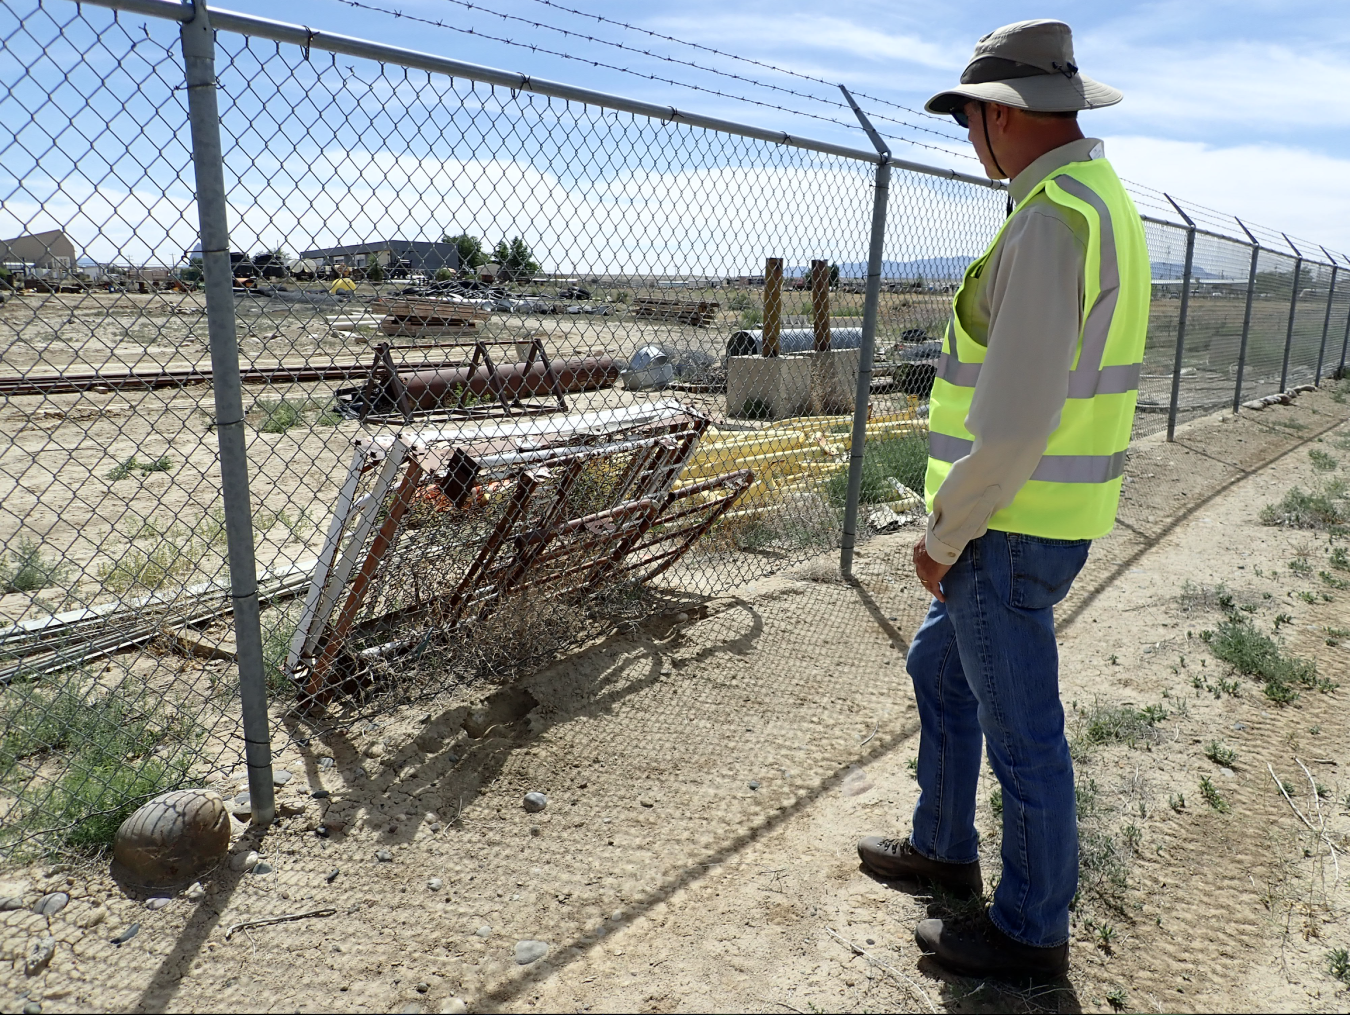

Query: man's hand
left=913, top=535, right=952, bottom=602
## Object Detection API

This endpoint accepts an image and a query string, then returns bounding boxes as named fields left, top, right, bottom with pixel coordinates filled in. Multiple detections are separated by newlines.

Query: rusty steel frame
left=287, top=405, right=752, bottom=707
left=345, top=337, right=569, bottom=424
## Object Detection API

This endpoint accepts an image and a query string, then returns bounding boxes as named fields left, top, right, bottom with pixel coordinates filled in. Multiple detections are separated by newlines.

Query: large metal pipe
left=728, top=328, right=864, bottom=358
left=355, top=356, right=619, bottom=414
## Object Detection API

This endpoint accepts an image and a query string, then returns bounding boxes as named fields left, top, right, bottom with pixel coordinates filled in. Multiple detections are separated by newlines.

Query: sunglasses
left=951, top=108, right=972, bottom=129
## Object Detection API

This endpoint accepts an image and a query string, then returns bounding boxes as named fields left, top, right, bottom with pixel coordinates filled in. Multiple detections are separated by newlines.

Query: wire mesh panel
left=0, top=4, right=255, bottom=855
left=1243, top=249, right=1298, bottom=401
left=3, top=0, right=1349, bottom=862
left=1133, top=218, right=1185, bottom=439
left=196, top=27, right=937, bottom=736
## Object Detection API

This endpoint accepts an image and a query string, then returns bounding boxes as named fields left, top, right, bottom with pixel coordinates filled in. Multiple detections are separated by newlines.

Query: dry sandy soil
left=2, top=386, right=1349, bottom=1014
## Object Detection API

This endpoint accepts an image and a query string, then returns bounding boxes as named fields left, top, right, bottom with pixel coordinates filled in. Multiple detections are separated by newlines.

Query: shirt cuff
left=923, top=517, right=964, bottom=565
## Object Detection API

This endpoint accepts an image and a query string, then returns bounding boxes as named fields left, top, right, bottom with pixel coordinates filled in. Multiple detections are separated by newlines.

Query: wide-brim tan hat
left=926, top=19, right=1122, bottom=115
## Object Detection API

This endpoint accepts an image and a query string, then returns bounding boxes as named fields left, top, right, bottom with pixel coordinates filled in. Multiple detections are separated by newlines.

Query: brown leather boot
left=856, top=836, right=983, bottom=897
left=915, top=910, right=1069, bottom=981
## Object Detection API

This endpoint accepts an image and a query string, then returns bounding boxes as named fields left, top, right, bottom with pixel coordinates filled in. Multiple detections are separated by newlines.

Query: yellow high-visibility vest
left=924, top=157, right=1150, bottom=540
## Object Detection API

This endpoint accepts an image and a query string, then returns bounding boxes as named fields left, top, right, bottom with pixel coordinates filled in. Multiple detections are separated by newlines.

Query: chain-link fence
left=1, top=0, right=1347, bottom=859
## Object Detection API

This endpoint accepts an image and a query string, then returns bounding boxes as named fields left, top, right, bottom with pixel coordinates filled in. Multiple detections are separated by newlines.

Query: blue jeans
left=906, top=529, right=1090, bottom=948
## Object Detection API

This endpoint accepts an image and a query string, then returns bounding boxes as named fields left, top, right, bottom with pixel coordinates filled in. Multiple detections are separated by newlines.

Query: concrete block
left=727, top=355, right=812, bottom=420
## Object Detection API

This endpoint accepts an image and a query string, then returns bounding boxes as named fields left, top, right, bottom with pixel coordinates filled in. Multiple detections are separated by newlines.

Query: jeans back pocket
left=1007, top=534, right=1091, bottom=610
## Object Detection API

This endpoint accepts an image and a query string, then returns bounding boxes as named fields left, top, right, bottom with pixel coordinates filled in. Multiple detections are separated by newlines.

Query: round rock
left=514, top=939, right=549, bottom=965
left=32, top=892, right=68, bottom=917
left=115, top=790, right=229, bottom=889
left=375, top=849, right=394, bottom=863
left=522, top=792, right=548, bottom=814
left=442, top=999, right=468, bottom=1015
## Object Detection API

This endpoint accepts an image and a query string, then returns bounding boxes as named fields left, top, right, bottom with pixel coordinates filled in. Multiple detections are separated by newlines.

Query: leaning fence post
left=1280, top=233, right=1302, bottom=393
left=1233, top=218, right=1259, bottom=413
left=1340, top=253, right=1350, bottom=378
left=1315, top=246, right=1338, bottom=385
left=1164, top=195, right=1195, bottom=442
left=839, top=86, right=890, bottom=580
left=180, top=1, right=275, bottom=825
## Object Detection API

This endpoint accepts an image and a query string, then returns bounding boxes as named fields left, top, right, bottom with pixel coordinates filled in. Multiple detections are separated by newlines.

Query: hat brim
left=925, top=73, right=1122, bottom=115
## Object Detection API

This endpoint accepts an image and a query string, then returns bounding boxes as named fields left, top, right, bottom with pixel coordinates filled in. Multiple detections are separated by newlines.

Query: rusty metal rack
left=285, top=401, right=751, bottom=707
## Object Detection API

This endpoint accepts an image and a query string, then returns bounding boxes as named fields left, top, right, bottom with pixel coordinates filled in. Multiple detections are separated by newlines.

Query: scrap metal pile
left=285, top=401, right=751, bottom=707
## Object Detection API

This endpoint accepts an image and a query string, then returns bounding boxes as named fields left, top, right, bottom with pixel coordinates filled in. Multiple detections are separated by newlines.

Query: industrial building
left=298, top=239, right=461, bottom=276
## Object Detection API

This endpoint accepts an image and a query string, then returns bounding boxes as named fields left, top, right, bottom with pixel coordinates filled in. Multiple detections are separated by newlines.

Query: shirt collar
left=1009, top=137, right=1105, bottom=204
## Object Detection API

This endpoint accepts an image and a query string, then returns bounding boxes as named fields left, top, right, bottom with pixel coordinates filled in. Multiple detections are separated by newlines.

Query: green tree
left=366, top=259, right=385, bottom=284
left=493, top=237, right=539, bottom=281
left=434, top=267, right=455, bottom=282
left=442, top=232, right=489, bottom=271
left=828, top=262, right=840, bottom=288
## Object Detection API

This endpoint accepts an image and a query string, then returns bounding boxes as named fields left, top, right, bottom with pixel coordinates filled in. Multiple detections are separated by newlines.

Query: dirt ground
left=2, top=386, right=1349, bottom=1013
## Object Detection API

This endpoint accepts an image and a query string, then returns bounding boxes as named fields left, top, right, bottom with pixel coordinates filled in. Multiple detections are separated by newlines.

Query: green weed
left=1260, top=480, right=1349, bottom=530
left=1309, top=448, right=1339, bottom=472
left=824, top=434, right=928, bottom=507
left=1105, top=986, right=1128, bottom=1011
left=1076, top=701, right=1168, bottom=748
left=989, top=787, right=1003, bottom=817
left=0, top=678, right=198, bottom=851
left=1329, top=947, right=1350, bottom=984
left=1290, top=555, right=1313, bottom=575
left=1321, top=571, right=1350, bottom=590
left=1331, top=546, right=1349, bottom=570
left=100, top=510, right=228, bottom=593
left=261, top=601, right=304, bottom=697
left=105, top=454, right=175, bottom=481
left=1205, top=740, right=1238, bottom=766
left=1201, top=615, right=1331, bottom=703
left=0, top=537, right=70, bottom=594
left=1199, top=775, right=1230, bottom=812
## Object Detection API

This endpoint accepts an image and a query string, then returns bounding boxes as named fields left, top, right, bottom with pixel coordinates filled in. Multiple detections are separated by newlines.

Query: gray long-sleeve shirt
left=925, top=137, right=1105, bottom=565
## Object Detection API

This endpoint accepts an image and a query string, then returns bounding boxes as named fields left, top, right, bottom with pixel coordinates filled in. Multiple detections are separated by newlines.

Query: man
left=855, top=20, right=1149, bottom=979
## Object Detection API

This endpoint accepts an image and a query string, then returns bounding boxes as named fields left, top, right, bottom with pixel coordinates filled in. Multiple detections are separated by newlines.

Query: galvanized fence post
left=1165, top=195, right=1195, bottom=442
left=1280, top=234, right=1302, bottom=392
left=1316, top=246, right=1339, bottom=385
left=1232, top=219, right=1259, bottom=413
left=839, top=87, right=891, bottom=579
left=1340, top=253, right=1350, bottom=378
left=180, top=0, right=275, bottom=824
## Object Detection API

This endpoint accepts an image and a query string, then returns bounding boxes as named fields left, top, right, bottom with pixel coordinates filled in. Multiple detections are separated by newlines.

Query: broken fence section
left=286, top=401, right=751, bottom=707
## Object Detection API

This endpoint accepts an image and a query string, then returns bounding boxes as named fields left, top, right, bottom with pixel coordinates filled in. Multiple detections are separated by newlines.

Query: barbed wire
left=419, top=0, right=969, bottom=146
left=327, top=0, right=980, bottom=163
left=517, top=0, right=957, bottom=128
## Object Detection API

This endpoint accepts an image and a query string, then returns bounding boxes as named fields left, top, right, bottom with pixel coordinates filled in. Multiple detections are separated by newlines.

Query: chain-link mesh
left=1, top=0, right=1347, bottom=859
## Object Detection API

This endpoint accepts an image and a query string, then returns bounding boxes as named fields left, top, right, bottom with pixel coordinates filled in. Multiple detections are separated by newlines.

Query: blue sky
left=203, top=0, right=1350, bottom=249
left=5, top=0, right=1347, bottom=268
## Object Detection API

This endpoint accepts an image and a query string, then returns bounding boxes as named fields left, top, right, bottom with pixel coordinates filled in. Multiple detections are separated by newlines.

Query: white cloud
left=651, top=12, right=963, bottom=71
left=1106, top=135, right=1350, bottom=254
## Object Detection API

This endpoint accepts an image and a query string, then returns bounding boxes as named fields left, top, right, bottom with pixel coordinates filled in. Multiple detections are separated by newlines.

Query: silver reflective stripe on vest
left=929, top=432, right=1127, bottom=484
left=1054, top=175, right=1125, bottom=399
left=937, top=174, right=1137, bottom=400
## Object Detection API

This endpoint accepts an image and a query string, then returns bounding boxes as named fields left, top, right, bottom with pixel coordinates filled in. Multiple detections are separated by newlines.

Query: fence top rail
left=76, top=0, right=1003, bottom=190
left=1138, top=213, right=1341, bottom=268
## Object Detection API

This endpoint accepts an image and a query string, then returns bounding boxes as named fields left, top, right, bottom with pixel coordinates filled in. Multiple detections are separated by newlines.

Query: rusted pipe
left=365, top=355, right=619, bottom=413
